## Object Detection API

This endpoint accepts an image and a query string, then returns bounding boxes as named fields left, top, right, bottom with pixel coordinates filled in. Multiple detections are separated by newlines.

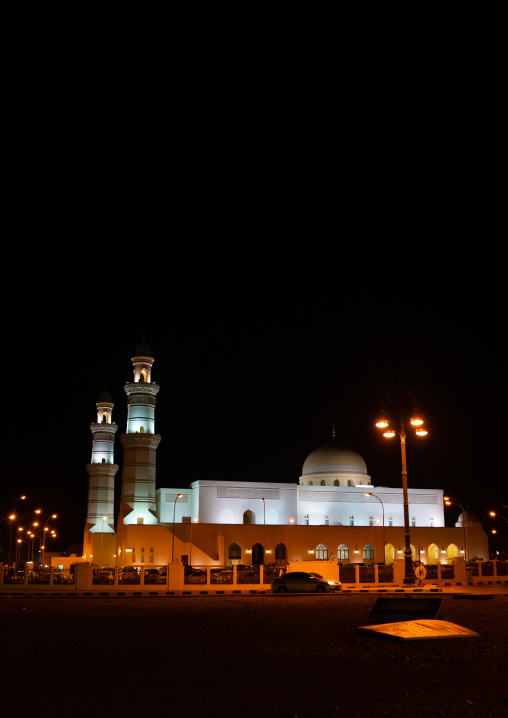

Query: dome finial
left=332, top=424, right=336, bottom=441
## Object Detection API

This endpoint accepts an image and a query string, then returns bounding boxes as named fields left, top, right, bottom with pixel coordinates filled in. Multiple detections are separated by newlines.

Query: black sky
left=1, top=70, right=506, bottom=551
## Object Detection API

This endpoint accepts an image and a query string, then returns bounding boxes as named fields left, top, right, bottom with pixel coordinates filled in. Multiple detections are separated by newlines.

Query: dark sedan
left=271, top=571, right=341, bottom=593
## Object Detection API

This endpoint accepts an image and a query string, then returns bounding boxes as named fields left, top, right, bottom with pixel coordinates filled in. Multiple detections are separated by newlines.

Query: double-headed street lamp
left=376, top=397, right=428, bottom=585
left=172, top=494, right=183, bottom=562
left=365, top=493, right=385, bottom=562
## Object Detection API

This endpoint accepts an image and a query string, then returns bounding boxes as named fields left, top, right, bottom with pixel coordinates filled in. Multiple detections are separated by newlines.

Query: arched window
left=316, top=543, right=328, bottom=560
left=243, top=510, right=254, bottom=525
left=363, top=543, right=374, bottom=561
left=320, top=480, right=326, bottom=486
left=102, top=413, right=108, bottom=423
left=347, top=480, right=353, bottom=487
left=308, top=481, right=313, bottom=485
left=140, top=426, right=145, bottom=433
left=334, top=480, right=340, bottom=486
left=275, top=543, right=286, bottom=560
left=220, top=508, right=234, bottom=524
left=338, top=543, right=349, bottom=560
left=228, top=542, right=241, bottom=561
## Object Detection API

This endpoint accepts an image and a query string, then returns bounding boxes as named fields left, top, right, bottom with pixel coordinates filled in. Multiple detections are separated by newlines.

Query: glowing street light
left=375, top=395, right=429, bottom=584
left=14, top=510, right=41, bottom=571
left=365, top=493, right=385, bottom=562
left=7, top=495, right=26, bottom=574
left=489, top=511, right=508, bottom=526
left=444, top=496, right=469, bottom=561
left=172, top=494, right=183, bottom=562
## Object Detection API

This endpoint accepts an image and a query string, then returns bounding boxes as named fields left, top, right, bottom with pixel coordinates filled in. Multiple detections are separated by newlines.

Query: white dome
left=302, top=442, right=368, bottom=476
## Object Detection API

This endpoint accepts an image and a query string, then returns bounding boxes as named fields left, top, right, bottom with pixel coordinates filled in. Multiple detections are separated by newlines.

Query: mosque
left=83, top=342, right=488, bottom=570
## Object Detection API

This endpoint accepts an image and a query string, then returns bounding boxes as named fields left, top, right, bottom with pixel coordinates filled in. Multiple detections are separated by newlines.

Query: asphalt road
left=1, top=591, right=507, bottom=718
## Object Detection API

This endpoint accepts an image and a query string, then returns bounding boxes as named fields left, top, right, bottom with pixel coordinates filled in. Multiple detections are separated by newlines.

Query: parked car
left=271, top=571, right=341, bottom=593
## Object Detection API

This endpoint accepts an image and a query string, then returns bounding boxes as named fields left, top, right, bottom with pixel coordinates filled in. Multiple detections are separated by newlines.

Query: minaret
left=84, top=388, right=119, bottom=558
left=119, top=341, right=161, bottom=525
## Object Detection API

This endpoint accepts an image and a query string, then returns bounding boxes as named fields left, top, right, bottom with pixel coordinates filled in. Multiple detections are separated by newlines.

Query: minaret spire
left=84, top=387, right=119, bottom=563
left=118, top=340, right=161, bottom=525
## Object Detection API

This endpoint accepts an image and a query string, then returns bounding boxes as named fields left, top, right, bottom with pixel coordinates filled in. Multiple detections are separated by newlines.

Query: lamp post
left=376, top=397, right=428, bottom=585
left=444, top=496, right=469, bottom=561
left=285, top=518, right=294, bottom=565
left=41, top=514, right=57, bottom=566
left=100, top=515, right=107, bottom=567
left=172, top=494, right=183, bottom=562
left=489, top=511, right=508, bottom=526
left=7, top=495, right=26, bottom=574
left=365, top=493, right=385, bottom=563
left=14, top=509, right=41, bottom=571
left=261, top=498, right=267, bottom=564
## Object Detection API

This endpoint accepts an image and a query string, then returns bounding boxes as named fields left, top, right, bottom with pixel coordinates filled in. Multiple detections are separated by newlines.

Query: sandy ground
left=1, top=592, right=507, bottom=718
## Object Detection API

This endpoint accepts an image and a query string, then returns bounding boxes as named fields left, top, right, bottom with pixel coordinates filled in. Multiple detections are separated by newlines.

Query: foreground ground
left=1, top=591, right=507, bottom=717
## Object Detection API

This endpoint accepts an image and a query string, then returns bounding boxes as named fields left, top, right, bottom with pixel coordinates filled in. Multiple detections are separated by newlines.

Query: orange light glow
left=383, top=429, right=396, bottom=438
left=415, top=427, right=428, bottom=436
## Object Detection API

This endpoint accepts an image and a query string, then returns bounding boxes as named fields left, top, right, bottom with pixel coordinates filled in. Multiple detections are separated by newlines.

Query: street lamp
left=443, top=496, right=469, bottom=561
left=172, top=494, right=183, bottom=562
left=40, top=514, right=57, bottom=566
left=489, top=511, right=508, bottom=526
left=14, top=509, right=41, bottom=571
left=444, top=496, right=469, bottom=561
left=7, top=495, right=26, bottom=574
left=365, top=493, right=385, bottom=563
left=285, top=518, right=294, bottom=565
left=375, top=396, right=428, bottom=584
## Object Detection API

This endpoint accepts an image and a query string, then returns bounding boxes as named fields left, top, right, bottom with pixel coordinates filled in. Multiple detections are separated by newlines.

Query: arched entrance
left=447, top=543, right=459, bottom=564
left=243, top=510, right=254, bottom=525
left=428, top=543, right=439, bottom=565
left=252, top=543, right=264, bottom=565
left=385, top=543, right=395, bottom=564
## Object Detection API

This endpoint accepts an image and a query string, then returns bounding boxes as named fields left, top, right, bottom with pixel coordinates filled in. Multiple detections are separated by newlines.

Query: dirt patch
left=1, top=593, right=507, bottom=717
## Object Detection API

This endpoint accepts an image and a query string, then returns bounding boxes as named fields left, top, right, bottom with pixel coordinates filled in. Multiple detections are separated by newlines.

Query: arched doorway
left=243, top=510, right=254, bottom=525
left=428, top=543, right=439, bottom=565
left=447, top=543, right=459, bottom=564
left=385, top=543, right=395, bottom=564
left=252, top=543, right=264, bottom=565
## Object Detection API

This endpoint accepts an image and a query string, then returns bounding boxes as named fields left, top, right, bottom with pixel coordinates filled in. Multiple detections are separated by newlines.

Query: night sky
left=2, top=77, right=506, bottom=553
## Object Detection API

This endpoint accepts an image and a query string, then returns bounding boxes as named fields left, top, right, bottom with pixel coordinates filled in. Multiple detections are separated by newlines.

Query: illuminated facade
left=83, top=343, right=489, bottom=567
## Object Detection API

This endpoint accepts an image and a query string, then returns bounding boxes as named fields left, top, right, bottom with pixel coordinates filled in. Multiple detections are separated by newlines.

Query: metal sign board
left=357, top=619, right=479, bottom=641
